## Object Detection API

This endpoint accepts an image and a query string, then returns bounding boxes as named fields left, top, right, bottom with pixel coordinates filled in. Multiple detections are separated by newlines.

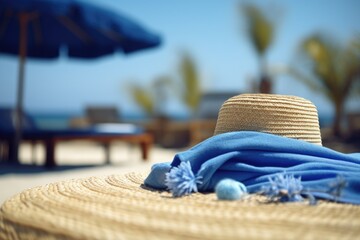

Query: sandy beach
left=0, top=141, right=178, bottom=204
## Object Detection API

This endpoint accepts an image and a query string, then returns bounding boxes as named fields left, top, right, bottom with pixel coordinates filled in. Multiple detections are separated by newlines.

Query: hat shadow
left=140, top=184, right=175, bottom=198
left=140, top=183, right=162, bottom=192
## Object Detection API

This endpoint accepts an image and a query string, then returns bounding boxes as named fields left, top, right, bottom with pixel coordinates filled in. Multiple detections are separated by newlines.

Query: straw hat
left=1, top=172, right=359, bottom=239
left=214, top=93, right=322, bottom=145
left=1, top=94, right=359, bottom=239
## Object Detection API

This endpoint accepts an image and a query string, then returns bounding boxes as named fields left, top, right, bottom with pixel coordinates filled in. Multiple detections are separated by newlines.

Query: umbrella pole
left=11, top=14, right=28, bottom=164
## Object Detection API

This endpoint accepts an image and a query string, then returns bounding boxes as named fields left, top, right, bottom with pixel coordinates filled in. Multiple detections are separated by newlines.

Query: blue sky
left=0, top=0, right=360, bottom=119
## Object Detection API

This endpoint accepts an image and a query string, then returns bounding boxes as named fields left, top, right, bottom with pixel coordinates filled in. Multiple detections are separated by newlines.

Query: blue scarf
left=145, top=131, right=360, bottom=204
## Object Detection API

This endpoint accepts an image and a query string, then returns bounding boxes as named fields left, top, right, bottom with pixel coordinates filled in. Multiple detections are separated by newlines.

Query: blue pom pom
left=215, top=179, right=247, bottom=201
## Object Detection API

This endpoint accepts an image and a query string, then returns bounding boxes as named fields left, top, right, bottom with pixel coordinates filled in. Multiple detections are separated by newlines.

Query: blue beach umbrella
left=0, top=0, right=162, bottom=163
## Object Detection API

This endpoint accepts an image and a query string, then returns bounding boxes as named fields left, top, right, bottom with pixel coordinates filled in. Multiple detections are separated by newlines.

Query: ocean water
left=31, top=111, right=334, bottom=129
left=31, top=112, right=79, bottom=129
left=31, top=112, right=147, bottom=129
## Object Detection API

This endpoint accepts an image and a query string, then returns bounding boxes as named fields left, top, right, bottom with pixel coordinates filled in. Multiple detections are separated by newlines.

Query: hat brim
left=1, top=172, right=359, bottom=239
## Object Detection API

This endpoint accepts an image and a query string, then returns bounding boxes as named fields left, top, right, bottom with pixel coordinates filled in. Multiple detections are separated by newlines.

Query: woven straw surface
left=214, top=94, right=322, bottom=145
left=1, top=172, right=359, bottom=240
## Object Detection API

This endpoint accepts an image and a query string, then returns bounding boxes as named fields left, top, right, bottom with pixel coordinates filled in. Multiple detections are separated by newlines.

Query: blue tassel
left=165, top=161, right=202, bottom=197
left=262, top=173, right=304, bottom=202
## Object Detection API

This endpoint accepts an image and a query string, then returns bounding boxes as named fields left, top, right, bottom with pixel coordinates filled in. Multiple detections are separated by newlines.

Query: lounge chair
left=0, top=107, right=153, bottom=167
left=85, top=106, right=121, bottom=124
left=69, top=106, right=121, bottom=128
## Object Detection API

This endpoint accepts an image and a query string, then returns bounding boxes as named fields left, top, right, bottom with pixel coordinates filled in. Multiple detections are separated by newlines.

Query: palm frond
left=284, top=66, right=323, bottom=92
left=241, top=3, right=274, bottom=56
left=343, top=36, right=360, bottom=96
left=299, top=34, right=351, bottom=103
left=294, top=33, right=360, bottom=136
left=129, top=84, right=154, bottom=116
left=178, top=52, right=201, bottom=114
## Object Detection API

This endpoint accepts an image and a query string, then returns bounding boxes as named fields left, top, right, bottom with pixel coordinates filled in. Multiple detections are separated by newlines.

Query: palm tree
left=240, top=3, right=275, bottom=93
left=152, top=75, right=173, bottom=117
left=128, top=51, right=201, bottom=118
left=128, top=75, right=172, bottom=117
left=128, top=84, right=155, bottom=117
left=291, top=33, right=360, bottom=137
left=177, top=52, right=201, bottom=117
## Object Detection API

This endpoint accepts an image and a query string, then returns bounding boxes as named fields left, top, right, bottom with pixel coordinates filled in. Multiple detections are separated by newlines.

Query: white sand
left=0, top=141, right=178, bottom=204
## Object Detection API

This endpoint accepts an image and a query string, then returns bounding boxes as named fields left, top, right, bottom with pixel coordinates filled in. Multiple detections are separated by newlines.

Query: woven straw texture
left=214, top=94, right=322, bottom=145
left=1, top=172, right=359, bottom=240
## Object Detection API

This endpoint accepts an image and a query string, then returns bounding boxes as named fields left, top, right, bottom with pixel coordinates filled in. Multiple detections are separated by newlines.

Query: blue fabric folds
left=144, top=131, right=360, bottom=204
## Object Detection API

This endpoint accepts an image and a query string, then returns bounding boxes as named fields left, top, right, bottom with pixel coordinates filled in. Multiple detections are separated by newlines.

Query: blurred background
left=1, top=0, right=360, bottom=150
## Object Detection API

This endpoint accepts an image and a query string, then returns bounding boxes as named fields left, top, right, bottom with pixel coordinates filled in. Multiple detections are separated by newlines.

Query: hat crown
left=214, top=94, right=322, bottom=145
